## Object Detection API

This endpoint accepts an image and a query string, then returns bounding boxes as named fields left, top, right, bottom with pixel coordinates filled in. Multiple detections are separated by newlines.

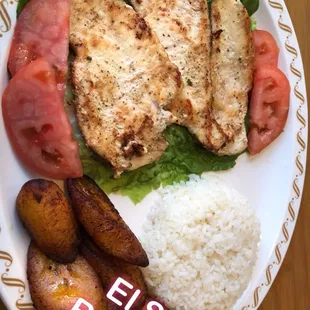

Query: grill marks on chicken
left=71, top=0, right=254, bottom=170
left=132, top=0, right=254, bottom=155
left=70, top=0, right=181, bottom=175
left=211, top=0, right=254, bottom=155
left=132, top=0, right=228, bottom=151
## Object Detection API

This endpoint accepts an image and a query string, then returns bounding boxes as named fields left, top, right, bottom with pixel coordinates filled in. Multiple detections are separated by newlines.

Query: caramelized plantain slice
left=80, top=238, right=148, bottom=309
left=27, top=242, right=108, bottom=310
left=66, top=175, right=149, bottom=267
left=17, top=179, right=80, bottom=263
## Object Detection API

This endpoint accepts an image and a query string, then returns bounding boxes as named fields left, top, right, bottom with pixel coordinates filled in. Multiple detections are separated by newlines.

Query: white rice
left=140, top=174, right=260, bottom=310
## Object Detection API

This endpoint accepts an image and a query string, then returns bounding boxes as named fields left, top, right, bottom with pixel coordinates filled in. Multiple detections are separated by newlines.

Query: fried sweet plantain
left=17, top=179, right=80, bottom=262
left=27, top=242, right=108, bottom=310
left=66, top=176, right=149, bottom=267
left=80, top=239, right=148, bottom=309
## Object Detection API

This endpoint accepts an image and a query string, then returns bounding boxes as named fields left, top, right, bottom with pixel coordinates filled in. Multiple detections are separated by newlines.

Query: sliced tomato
left=248, top=65, right=290, bottom=155
left=8, top=0, right=69, bottom=95
left=253, top=30, right=280, bottom=68
left=2, top=57, right=82, bottom=179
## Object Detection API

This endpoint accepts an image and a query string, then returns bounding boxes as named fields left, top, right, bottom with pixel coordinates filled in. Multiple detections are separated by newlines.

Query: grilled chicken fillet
left=211, top=0, right=254, bottom=155
left=70, top=0, right=181, bottom=174
left=132, top=0, right=227, bottom=151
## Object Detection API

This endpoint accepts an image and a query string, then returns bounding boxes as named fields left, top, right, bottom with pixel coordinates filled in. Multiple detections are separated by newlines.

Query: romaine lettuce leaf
left=17, top=0, right=29, bottom=16
left=79, top=125, right=240, bottom=204
left=251, top=17, right=257, bottom=31
left=241, top=0, right=259, bottom=16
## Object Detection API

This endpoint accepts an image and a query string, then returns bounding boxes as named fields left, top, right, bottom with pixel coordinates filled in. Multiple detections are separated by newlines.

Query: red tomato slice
left=8, top=0, right=69, bottom=95
left=2, top=57, right=82, bottom=179
left=253, top=30, right=280, bottom=68
left=248, top=65, right=290, bottom=155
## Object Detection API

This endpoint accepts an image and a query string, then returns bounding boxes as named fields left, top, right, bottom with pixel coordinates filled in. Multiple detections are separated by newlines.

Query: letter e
left=106, top=277, right=134, bottom=306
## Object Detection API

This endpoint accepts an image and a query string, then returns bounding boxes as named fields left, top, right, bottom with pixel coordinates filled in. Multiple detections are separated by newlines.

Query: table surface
left=1, top=0, right=309, bottom=309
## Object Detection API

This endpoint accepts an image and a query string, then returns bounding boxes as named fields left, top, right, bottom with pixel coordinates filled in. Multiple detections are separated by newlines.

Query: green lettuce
left=251, top=17, right=257, bottom=31
left=241, top=0, right=259, bottom=16
left=16, top=0, right=29, bottom=16
left=79, top=125, right=240, bottom=203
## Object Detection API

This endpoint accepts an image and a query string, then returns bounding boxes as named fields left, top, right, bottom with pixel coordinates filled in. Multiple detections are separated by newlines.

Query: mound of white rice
left=140, top=175, right=260, bottom=310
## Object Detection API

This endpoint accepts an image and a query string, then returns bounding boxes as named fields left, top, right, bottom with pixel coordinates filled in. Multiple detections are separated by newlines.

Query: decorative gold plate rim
left=0, top=0, right=308, bottom=309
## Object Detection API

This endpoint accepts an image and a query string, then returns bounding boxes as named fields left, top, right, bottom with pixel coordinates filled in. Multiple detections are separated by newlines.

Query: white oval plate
left=0, top=0, right=308, bottom=309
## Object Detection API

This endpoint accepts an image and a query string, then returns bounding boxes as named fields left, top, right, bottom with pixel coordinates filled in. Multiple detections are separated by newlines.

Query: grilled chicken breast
left=70, top=0, right=181, bottom=175
left=132, top=0, right=227, bottom=151
left=217, top=125, right=247, bottom=155
left=211, top=0, right=254, bottom=154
